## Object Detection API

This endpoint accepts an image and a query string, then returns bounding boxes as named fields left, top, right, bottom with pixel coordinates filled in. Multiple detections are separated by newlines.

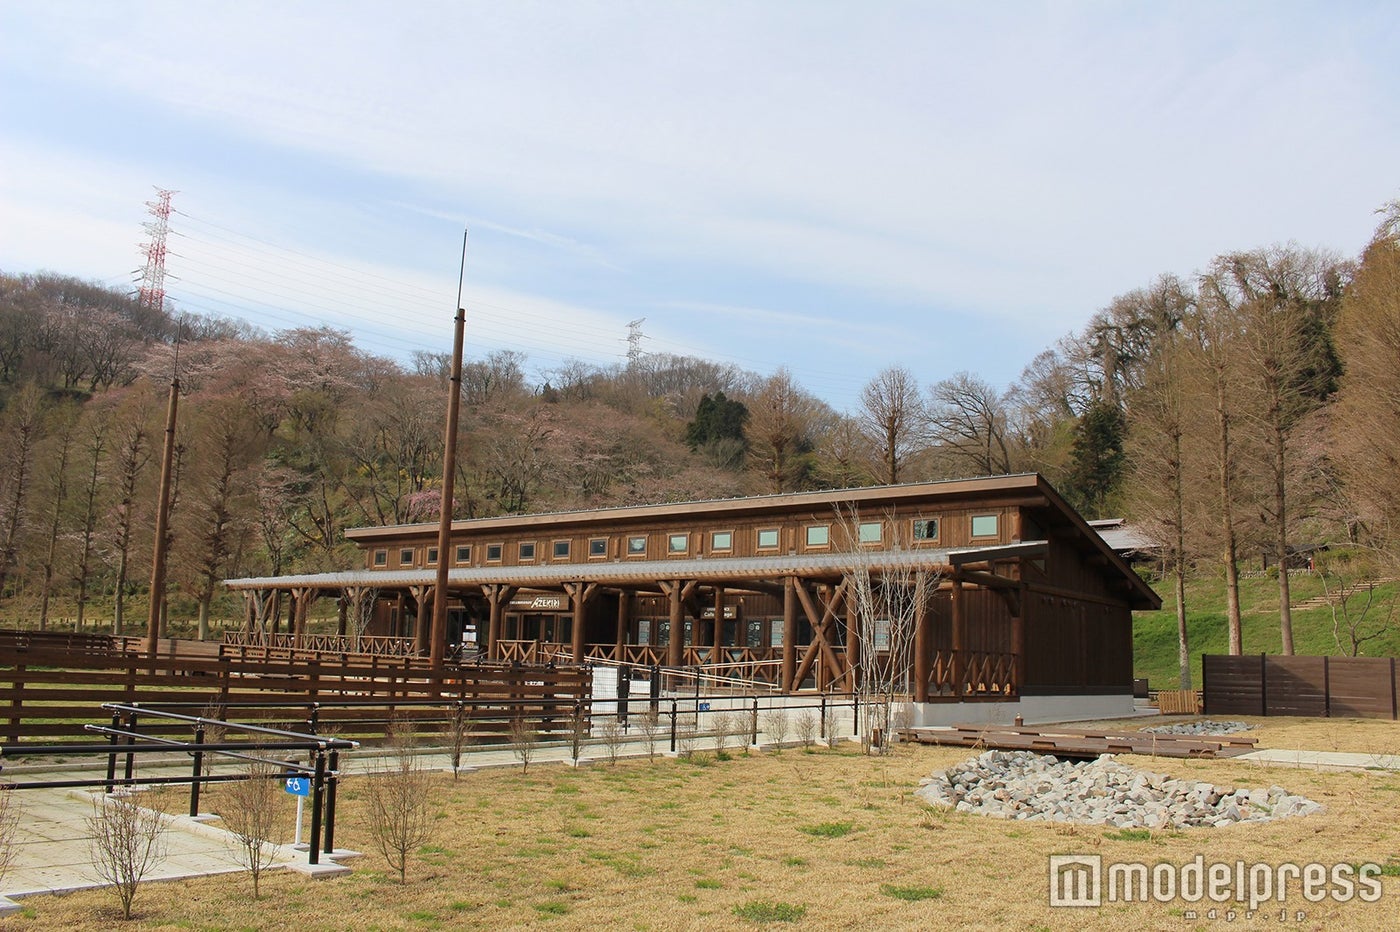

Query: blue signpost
left=285, top=774, right=310, bottom=848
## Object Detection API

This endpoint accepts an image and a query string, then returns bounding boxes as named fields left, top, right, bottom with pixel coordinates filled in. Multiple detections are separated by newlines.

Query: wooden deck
left=898, top=723, right=1258, bottom=760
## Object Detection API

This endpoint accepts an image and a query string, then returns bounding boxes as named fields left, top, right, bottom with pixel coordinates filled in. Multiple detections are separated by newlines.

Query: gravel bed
left=915, top=749, right=1321, bottom=829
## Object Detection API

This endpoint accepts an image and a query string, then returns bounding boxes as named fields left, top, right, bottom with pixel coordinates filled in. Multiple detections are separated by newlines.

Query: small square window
left=858, top=521, right=881, bottom=544
left=757, top=528, right=780, bottom=549
left=627, top=536, right=647, bottom=556
left=711, top=530, right=733, bottom=551
left=455, top=544, right=471, bottom=564
left=519, top=541, right=536, bottom=560
left=426, top=546, right=439, bottom=565
left=913, top=518, right=939, bottom=541
left=971, top=514, right=999, bottom=538
left=668, top=533, right=689, bottom=554
left=373, top=549, right=388, bottom=566
left=399, top=548, right=415, bottom=565
left=589, top=538, right=608, bottom=558
left=805, top=525, right=830, bottom=548
left=553, top=539, right=571, bottom=559
left=486, top=543, right=503, bottom=562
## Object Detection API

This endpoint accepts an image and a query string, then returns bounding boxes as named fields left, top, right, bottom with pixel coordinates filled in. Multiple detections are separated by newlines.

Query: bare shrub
left=0, top=786, right=19, bottom=883
left=509, top=717, right=537, bottom=774
left=569, top=703, right=588, bottom=764
left=599, top=716, right=626, bottom=766
left=636, top=711, right=661, bottom=761
left=198, top=701, right=228, bottom=777
left=364, top=731, right=436, bottom=884
left=219, top=761, right=288, bottom=899
left=762, top=709, right=790, bottom=750
left=676, top=715, right=698, bottom=759
left=86, top=786, right=171, bottom=920
left=712, top=711, right=735, bottom=757
left=794, top=711, right=818, bottom=748
left=442, top=702, right=476, bottom=780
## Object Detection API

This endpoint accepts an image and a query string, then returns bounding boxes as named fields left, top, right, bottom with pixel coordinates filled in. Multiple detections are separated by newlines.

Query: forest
left=0, top=198, right=1397, bottom=678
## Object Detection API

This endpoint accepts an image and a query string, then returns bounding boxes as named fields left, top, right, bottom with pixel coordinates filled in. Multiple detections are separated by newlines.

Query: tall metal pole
left=146, top=374, right=179, bottom=659
left=430, top=230, right=468, bottom=669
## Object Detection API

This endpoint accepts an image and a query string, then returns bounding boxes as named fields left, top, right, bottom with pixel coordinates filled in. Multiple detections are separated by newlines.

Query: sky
left=2, top=1, right=1397, bottom=413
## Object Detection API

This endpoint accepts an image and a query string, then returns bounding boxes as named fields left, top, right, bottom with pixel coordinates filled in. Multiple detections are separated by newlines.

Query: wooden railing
left=927, top=649, right=1016, bottom=698
left=222, top=630, right=418, bottom=658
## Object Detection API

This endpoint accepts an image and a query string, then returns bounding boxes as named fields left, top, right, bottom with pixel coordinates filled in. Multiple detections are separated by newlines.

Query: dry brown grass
left=6, top=723, right=1400, bottom=930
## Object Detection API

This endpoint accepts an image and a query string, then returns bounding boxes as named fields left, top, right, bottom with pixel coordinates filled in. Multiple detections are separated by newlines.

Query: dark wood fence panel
left=1328, top=657, right=1399, bottom=719
left=1263, top=656, right=1328, bottom=717
left=1203, top=654, right=1398, bottom=719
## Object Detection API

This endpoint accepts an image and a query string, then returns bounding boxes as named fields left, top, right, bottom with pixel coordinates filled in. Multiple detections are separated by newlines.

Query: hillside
left=1133, top=572, right=1400, bottom=689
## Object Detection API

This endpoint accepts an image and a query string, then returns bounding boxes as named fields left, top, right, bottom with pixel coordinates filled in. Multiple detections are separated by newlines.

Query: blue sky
left=2, top=1, right=1397, bottom=412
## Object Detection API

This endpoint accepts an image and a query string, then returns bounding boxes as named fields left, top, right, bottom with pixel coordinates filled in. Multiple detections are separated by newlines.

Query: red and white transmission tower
left=136, top=188, right=176, bottom=312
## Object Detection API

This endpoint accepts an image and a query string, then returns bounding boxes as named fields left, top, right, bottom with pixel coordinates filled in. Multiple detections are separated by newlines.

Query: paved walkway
left=4, top=730, right=1399, bottom=914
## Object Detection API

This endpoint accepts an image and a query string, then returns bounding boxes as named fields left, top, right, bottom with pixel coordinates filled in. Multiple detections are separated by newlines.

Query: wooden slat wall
left=1203, top=654, right=1399, bottom=719
left=0, top=647, right=591, bottom=744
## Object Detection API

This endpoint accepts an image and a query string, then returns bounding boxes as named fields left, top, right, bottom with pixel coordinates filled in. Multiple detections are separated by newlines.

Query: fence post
left=1259, top=653, right=1268, bottom=717
left=104, top=710, right=120, bottom=794
left=324, top=749, right=339, bottom=855
left=669, top=698, right=677, bottom=754
left=649, top=665, right=661, bottom=715
left=819, top=694, right=827, bottom=740
left=308, top=751, right=326, bottom=866
left=1392, top=658, right=1398, bottom=721
left=750, top=696, right=759, bottom=746
left=1323, top=656, right=1331, bottom=719
left=123, top=710, right=138, bottom=785
left=189, top=724, right=205, bottom=817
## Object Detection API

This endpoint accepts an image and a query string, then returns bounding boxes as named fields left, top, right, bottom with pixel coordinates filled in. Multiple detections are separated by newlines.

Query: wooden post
left=615, top=592, right=630, bottom=662
left=711, top=587, right=725, bottom=659
left=145, top=376, right=179, bottom=660
left=950, top=577, right=964, bottom=698
left=431, top=234, right=470, bottom=670
left=1010, top=585, right=1025, bottom=695
left=782, top=577, right=797, bottom=693
left=667, top=581, right=684, bottom=668
left=844, top=579, right=860, bottom=693
left=566, top=582, right=595, bottom=663
left=913, top=587, right=930, bottom=703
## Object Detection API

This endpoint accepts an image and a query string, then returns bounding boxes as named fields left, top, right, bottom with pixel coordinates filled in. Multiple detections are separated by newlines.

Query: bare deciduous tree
left=711, top=711, right=735, bottom=758
left=858, top=366, right=924, bottom=485
left=509, top=717, right=537, bottom=774
left=0, top=786, right=19, bottom=883
left=635, top=711, right=661, bottom=762
left=86, top=787, right=171, bottom=920
left=599, top=716, right=626, bottom=765
left=364, top=731, right=436, bottom=884
left=443, top=701, right=475, bottom=780
left=219, top=762, right=288, bottom=899
left=761, top=709, right=790, bottom=750
left=794, top=711, right=818, bottom=748
left=925, top=372, right=1013, bottom=477
left=838, top=505, right=936, bottom=756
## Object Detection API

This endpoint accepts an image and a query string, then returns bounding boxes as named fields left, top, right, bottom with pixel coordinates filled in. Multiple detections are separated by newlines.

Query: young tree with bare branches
left=86, top=787, right=171, bottom=920
left=219, top=762, right=288, bottom=899
left=364, top=730, right=436, bottom=884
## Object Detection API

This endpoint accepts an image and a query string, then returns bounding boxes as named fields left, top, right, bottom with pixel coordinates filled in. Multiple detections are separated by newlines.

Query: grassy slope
left=1133, top=572, right=1400, bottom=689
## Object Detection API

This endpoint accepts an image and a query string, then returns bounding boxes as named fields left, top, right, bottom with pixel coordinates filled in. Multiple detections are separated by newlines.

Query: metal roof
left=224, top=541, right=1048, bottom=592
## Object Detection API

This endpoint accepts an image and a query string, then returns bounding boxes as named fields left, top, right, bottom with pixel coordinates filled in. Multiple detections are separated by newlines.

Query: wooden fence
left=1202, top=653, right=1400, bottom=719
left=0, top=634, right=592, bottom=744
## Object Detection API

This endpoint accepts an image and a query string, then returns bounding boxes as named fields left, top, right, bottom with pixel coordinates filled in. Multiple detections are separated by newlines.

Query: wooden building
left=225, top=474, right=1158, bottom=718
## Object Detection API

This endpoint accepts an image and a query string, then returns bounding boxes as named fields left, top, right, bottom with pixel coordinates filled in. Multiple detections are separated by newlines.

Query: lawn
left=6, top=722, right=1400, bottom=930
left=1133, top=572, right=1400, bottom=689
